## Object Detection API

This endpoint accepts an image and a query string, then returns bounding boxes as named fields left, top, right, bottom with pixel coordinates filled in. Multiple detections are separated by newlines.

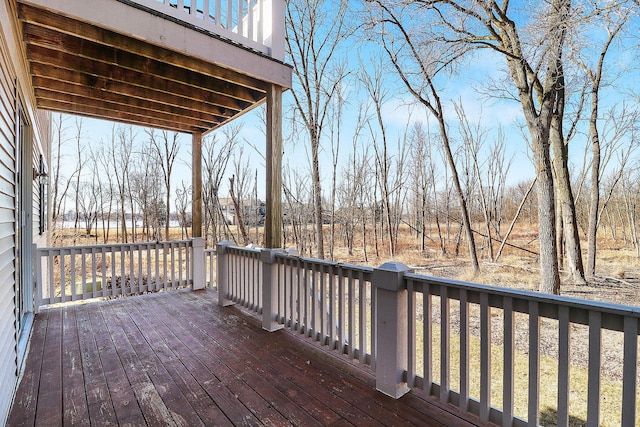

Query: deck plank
left=184, top=293, right=420, bottom=426
left=8, top=289, right=466, bottom=427
left=160, top=292, right=363, bottom=426
left=61, top=306, right=90, bottom=425
left=7, top=310, right=49, bottom=427
left=87, top=301, right=147, bottom=426
left=125, top=294, right=286, bottom=426
left=75, top=305, right=119, bottom=426
left=35, top=308, right=62, bottom=427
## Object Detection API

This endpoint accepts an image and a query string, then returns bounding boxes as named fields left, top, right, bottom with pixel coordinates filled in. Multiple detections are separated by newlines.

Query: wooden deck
left=7, top=289, right=478, bottom=426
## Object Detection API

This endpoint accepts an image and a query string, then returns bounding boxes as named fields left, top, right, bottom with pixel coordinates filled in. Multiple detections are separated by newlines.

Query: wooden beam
left=265, top=84, right=283, bottom=248
left=18, top=0, right=291, bottom=90
left=19, top=2, right=270, bottom=92
left=23, top=23, right=265, bottom=103
left=37, top=98, right=203, bottom=133
left=35, top=88, right=214, bottom=130
left=192, top=131, right=203, bottom=238
left=26, top=44, right=251, bottom=112
left=33, top=76, right=229, bottom=124
left=30, top=64, right=240, bottom=119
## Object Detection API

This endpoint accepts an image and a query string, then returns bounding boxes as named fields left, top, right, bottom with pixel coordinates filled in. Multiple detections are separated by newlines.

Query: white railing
left=217, top=243, right=263, bottom=312
left=403, top=274, right=640, bottom=427
left=130, top=0, right=285, bottom=60
left=275, top=254, right=374, bottom=364
left=216, top=242, right=375, bottom=365
left=205, top=247, right=217, bottom=288
left=216, top=242, right=640, bottom=427
left=35, top=238, right=206, bottom=311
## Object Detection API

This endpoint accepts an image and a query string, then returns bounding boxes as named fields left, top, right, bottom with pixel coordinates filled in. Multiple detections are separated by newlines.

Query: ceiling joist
left=18, top=1, right=278, bottom=133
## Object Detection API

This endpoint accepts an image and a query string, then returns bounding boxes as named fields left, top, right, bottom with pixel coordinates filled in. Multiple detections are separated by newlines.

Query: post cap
left=260, top=247, right=283, bottom=263
left=373, top=262, right=412, bottom=291
left=216, top=240, right=235, bottom=254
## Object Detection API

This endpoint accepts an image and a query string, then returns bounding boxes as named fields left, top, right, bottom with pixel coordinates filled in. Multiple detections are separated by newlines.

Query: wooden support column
left=265, top=84, right=283, bottom=248
left=192, top=130, right=203, bottom=238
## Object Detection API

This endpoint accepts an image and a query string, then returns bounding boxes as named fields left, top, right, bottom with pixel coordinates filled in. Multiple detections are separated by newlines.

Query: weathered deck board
left=8, top=289, right=476, bottom=426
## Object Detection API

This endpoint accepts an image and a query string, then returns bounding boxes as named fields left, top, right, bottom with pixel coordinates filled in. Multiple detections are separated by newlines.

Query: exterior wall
left=0, top=1, right=51, bottom=424
left=0, top=24, right=17, bottom=426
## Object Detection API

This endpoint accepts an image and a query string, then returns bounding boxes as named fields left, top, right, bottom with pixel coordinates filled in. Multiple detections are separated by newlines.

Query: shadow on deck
left=8, top=289, right=478, bottom=426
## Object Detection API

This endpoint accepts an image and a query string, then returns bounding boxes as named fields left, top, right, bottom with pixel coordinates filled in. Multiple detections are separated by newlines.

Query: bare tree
left=131, top=143, right=164, bottom=240
left=72, top=117, right=86, bottom=237
left=283, top=164, right=314, bottom=256
left=75, top=177, right=99, bottom=239
left=336, top=106, right=371, bottom=258
left=109, top=125, right=135, bottom=243
left=360, top=57, right=399, bottom=257
left=202, top=125, right=238, bottom=245
left=50, top=113, right=77, bottom=233
left=228, top=148, right=253, bottom=245
left=364, top=0, right=576, bottom=293
left=91, top=143, right=115, bottom=243
left=363, top=2, right=480, bottom=274
left=454, top=102, right=495, bottom=261
left=286, top=0, right=350, bottom=259
left=571, top=2, right=632, bottom=278
left=147, top=129, right=180, bottom=241
left=409, top=122, right=432, bottom=254
left=328, top=71, right=348, bottom=260
left=175, top=181, right=191, bottom=240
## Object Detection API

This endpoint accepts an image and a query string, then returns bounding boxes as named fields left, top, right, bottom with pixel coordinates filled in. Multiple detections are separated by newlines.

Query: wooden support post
left=192, top=131, right=203, bottom=238
left=373, top=261, right=412, bottom=398
left=265, top=83, right=283, bottom=249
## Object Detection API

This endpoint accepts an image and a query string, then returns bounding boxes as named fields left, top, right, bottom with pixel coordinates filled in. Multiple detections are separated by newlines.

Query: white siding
left=0, top=26, right=17, bottom=425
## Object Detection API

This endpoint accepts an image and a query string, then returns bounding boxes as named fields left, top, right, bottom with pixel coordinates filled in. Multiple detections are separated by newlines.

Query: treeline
left=53, top=107, right=640, bottom=278
left=283, top=0, right=640, bottom=294
left=53, top=0, right=640, bottom=295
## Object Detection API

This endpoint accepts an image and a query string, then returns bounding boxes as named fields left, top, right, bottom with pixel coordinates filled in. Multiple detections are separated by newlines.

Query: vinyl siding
left=0, top=27, right=16, bottom=425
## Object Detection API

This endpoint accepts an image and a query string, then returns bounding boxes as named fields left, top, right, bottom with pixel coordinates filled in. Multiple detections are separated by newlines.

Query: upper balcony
left=17, top=0, right=291, bottom=133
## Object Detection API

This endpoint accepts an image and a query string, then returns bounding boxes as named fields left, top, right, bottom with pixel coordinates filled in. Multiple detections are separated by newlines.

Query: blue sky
left=57, top=0, right=640, bottom=208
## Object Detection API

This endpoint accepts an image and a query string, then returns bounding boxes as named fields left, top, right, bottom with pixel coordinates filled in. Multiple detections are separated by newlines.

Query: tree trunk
left=311, top=135, right=324, bottom=259
left=586, top=100, right=600, bottom=278
left=551, top=110, right=586, bottom=284
left=533, top=135, right=561, bottom=294
left=437, top=118, right=480, bottom=274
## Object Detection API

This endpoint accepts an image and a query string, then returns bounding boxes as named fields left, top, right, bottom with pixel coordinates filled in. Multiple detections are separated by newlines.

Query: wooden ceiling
left=18, top=2, right=271, bottom=133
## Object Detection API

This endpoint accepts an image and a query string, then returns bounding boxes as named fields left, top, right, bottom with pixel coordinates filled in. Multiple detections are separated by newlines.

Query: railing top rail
left=225, top=245, right=262, bottom=254
left=406, top=272, right=640, bottom=320
left=37, top=240, right=193, bottom=253
left=218, top=242, right=640, bottom=319
left=274, top=252, right=375, bottom=274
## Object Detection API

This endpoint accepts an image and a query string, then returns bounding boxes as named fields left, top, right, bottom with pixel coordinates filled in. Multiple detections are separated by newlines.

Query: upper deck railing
left=130, top=0, right=286, bottom=60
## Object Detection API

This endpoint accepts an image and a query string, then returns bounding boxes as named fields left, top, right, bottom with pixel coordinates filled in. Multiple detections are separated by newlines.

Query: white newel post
left=191, top=237, right=205, bottom=290
left=373, top=261, right=412, bottom=398
left=216, top=240, right=235, bottom=306
left=261, top=248, right=284, bottom=332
